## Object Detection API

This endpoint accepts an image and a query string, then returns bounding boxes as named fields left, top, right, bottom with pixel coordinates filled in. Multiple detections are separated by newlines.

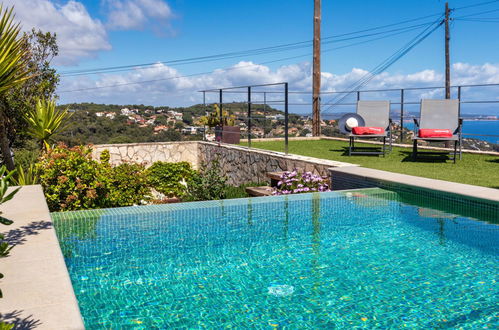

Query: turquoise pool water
left=53, top=189, right=499, bottom=329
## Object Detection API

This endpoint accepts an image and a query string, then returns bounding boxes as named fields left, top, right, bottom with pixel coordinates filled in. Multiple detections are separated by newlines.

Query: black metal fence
left=199, top=82, right=499, bottom=152
left=200, top=82, right=291, bottom=154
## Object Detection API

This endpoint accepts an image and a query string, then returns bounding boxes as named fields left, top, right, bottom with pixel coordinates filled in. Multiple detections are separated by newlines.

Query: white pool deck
left=329, top=166, right=499, bottom=203
left=0, top=185, right=84, bottom=329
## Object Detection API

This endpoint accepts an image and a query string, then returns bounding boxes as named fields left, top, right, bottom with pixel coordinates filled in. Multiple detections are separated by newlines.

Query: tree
left=2, top=29, right=58, bottom=168
left=0, top=6, right=33, bottom=170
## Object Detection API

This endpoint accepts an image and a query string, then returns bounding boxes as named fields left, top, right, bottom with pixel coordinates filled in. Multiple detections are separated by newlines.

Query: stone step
left=245, top=186, right=274, bottom=197
left=266, top=171, right=286, bottom=187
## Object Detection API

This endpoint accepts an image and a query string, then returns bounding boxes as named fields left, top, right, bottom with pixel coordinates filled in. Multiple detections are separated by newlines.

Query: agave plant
left=10, top=163, right=38, bottom=186
left=24, top=98, right=73, bottom=151
left=0, top=5, right=31, bottom=95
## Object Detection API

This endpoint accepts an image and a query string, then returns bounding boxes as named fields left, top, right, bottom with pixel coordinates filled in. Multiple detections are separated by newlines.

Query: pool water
left=53, top=189, right=499, bottom=329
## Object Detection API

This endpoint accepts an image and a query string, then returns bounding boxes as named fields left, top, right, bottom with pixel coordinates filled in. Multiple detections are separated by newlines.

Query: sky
left=6, top=0, right=499, bottom=114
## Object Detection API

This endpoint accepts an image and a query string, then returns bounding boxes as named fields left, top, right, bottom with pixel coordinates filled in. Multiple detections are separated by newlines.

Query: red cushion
left=418, top=129, right=452, bottom=138
left=352, top=126, right=384, bottom=135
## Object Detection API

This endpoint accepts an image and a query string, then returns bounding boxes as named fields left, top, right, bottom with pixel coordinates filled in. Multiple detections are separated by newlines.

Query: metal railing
left=200, top=82, right=291, bottom=154
left=198, top=83, right=499, bottom=151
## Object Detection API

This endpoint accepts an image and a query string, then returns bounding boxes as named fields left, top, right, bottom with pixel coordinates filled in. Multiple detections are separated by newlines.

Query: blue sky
left=8, top=0, right=499, bottom=112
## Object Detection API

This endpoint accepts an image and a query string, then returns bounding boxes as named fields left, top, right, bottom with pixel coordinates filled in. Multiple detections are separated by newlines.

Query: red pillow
left=352, top=127, right=384, bottom=135
left=418, top=129, right=452, bottom=138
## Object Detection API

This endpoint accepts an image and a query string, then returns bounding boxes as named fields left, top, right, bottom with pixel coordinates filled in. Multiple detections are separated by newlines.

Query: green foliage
left=0, top=166, right=19, bottom=205
left=200, top=104, right=236, bottom=127
left=37, top=144, right=150, bottom=211
left=186, top=159, right=228, bottom=201
left=147, top=161, right=195, bottom=198
left=99, top=149, right=110, bottom=164
left=37, top=144, right=108, bottom=211
left=225, top=182, right=265, bottom=199
left=10, top=163, right=39, bottom=185
left=105, top=163, right=150, bottom=207
left=0, top=6, right=31, bottom=95
left=57, top=110, right=182, bottom=146
left=0, top=165, right=19, bottom=300
left=1, top=28, right=58, bottom=169
left=24, top=98, right=72, bottom=150
left=0, top=320, right=14, bottom=329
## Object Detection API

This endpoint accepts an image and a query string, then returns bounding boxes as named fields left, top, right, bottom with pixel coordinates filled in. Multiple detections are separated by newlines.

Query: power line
left=320, top=18, right=444, bottom=114
left=59, top=13, right=443, bottom=77
left=454, top=7, right=499, bottom=18
left=58, top=23, right=432, bottom=94
left=60, top=22, right=433, bottom=78
left=454, top=0, right=499, bottom=10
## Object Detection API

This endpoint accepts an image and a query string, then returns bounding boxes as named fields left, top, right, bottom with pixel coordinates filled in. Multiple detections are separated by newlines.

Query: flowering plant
left=272, top=170, right=330, bottom=195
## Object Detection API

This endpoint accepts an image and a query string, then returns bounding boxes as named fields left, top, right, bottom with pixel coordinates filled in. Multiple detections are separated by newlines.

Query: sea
left=403, top=120, right=499, bottom=144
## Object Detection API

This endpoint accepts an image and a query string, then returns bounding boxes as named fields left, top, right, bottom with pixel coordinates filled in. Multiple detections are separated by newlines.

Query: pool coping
left=0, top=185, right=84, bottom=329
left=329, top=166, right=499, bottom=204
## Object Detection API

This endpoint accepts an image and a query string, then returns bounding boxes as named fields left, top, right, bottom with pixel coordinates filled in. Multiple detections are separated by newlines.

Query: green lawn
left=242, top=139, right=499, bottom=189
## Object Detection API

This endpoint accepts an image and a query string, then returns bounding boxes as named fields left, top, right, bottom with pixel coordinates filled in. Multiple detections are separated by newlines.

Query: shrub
left=147, top=161, right=196, bottom=198
left=105, top=163, right=150, bottom=207
left=37, top=144, right=108, bottom=211
left=186, top=159, right=228, bottom=201
left=37, top=144, right=150, bottom=211
left=273, top=170, right=330, bottom=195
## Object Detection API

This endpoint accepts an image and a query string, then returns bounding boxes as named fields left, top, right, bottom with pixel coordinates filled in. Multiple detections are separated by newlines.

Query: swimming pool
left=53, top=188, right=498, bottom=328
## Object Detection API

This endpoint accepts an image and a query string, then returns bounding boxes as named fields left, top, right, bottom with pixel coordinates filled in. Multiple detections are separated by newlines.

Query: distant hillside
left=59, top=102, right=292, bottom=118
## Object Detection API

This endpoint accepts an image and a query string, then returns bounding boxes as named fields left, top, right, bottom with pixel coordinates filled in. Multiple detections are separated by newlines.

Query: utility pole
left=312, top=0, right=321, bottom=136
left=445, top=2, right=451, bottom=99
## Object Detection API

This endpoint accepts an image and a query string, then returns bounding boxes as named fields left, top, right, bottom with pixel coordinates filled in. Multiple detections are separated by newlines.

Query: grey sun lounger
left=412, top=99, right=462, bottom=163
left=348, top=100, right=392, bottom=156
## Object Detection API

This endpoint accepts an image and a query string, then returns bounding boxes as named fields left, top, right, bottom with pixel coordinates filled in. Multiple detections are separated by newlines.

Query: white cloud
left=58, top=61, right=499, bottom=114
left=104, top=0, right=174, bottom=31
left=6, top=0, right=111, bottom=65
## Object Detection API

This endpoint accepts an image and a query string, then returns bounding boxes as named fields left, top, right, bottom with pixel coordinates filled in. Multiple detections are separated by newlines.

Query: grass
left=241, top=139, right=499, bottom=189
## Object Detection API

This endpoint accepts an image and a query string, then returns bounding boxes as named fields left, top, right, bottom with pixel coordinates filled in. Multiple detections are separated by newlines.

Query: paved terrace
left=0, top=185, right=84, bottom=329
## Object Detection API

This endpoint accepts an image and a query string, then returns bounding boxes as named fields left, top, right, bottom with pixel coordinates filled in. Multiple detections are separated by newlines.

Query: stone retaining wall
left=198, top=142, right=356, bottom=185
left=92, top=141, right=357, bottom=186
left=92, top=141, right=199, bottom=169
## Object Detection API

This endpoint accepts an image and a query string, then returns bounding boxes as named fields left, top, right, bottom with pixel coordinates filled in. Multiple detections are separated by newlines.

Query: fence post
left=457, top=86, right=462, bottom=116
left=247, top=86, right=252, bottom=148
left=202, top=91, right=206, bottom=141
left=284, top=83, right=289, bottom=155
left=218, top=89, right=223, bottom=145
left=400, top=89, right=404, bottom=142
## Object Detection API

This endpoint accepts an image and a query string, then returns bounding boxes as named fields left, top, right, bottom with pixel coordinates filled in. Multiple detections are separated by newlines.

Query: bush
left=147, top=161, right=196, bottom=198
left=37, top=144, right=150, bottom=211
left=105, top=163, right=150, bottom=207
left=37, top=144, right=108, bottom=211
left=186, top=159, right=228, bottom=201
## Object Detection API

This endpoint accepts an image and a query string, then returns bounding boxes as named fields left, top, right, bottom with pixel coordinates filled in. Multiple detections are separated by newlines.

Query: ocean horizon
left=404, top=120, right=499, bottom=144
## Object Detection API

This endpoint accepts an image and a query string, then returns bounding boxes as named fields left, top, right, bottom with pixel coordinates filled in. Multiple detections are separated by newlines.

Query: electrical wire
left=59, top=13, right=443, bottom=77
left=320, top=17, right=444, bottom=114
left=454, top=0, right=499, bottom=10
left=58, top=22, right=432, bottom=93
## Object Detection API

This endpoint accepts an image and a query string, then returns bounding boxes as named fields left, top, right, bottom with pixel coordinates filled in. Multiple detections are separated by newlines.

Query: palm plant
left=0, top=6, right=31, bottom=94
left=0, top=5, right=32, bottom=170
left=24, top=98, right=72, bottom=150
